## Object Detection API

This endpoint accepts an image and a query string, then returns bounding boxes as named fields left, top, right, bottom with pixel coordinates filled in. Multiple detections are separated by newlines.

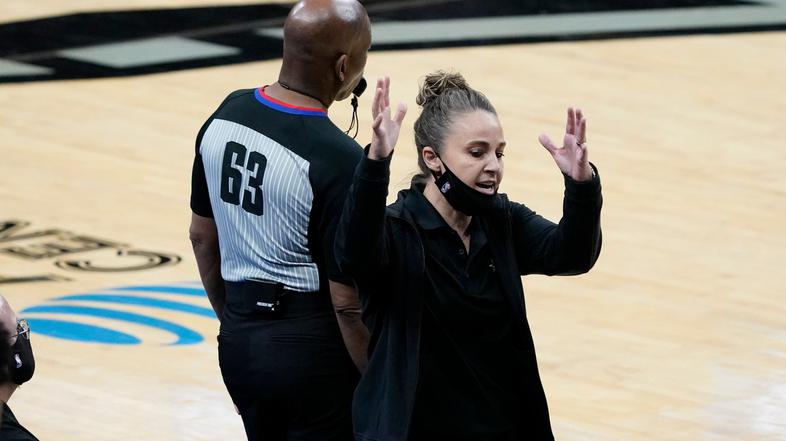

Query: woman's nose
left=485, top=156, right=501, bottom=173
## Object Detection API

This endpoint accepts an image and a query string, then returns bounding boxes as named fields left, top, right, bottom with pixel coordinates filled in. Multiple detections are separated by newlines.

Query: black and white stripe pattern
left=200, top=118, right=319, bottom=292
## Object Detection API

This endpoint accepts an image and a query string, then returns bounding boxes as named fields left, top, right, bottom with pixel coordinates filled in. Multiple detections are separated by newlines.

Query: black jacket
left=335, top=153, right=603, bottom=441
left=1, top=403, right=39, bottom=441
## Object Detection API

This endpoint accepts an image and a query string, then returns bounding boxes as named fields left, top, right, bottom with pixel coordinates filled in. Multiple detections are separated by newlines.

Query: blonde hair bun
left=415, top=70, right=470, bottom=107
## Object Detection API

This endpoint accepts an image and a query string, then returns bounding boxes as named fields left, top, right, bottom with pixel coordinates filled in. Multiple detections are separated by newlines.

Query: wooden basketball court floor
left=1, top=2, right=785, bottom=439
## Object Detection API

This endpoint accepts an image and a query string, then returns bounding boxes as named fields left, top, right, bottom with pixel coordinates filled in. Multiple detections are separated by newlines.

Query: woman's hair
left=412, top=70, right=497, bottom=184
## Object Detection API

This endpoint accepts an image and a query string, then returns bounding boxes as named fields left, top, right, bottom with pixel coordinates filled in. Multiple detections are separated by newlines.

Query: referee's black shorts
left=218, top=281, right=359, bottom=441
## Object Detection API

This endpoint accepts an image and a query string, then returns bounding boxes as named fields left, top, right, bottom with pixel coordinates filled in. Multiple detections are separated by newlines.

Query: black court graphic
left=1, top=0, right=784, bottom=83
left=0, top=220, right=182, bottom=284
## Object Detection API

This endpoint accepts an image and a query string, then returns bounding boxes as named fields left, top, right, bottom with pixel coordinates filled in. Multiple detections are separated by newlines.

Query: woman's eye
left=469, top=150, right=483, bottom=158
left=496, top=152, right=505, bottom=158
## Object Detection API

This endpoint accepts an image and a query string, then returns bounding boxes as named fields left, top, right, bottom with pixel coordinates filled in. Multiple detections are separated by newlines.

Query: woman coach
left=336, top=72, right=603, bottom=441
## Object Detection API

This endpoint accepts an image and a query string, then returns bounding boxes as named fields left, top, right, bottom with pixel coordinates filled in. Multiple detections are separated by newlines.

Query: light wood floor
left=1, top=30, right=785, bottom=440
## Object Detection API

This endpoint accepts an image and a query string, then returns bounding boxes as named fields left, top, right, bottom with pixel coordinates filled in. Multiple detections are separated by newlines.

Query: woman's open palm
left=369, top=76, right=407, bottom=160
left=538, top=107, right=593, bottom=181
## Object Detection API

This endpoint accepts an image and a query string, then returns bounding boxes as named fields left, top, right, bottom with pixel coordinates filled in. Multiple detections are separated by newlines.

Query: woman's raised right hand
left=368, top=76, right=407, bottom=160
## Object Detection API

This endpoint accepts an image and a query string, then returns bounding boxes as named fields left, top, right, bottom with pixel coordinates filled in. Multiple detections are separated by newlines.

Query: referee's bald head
left=280, top=0, right=371, bottom=104
left=284, top=0, right=370, bottom=57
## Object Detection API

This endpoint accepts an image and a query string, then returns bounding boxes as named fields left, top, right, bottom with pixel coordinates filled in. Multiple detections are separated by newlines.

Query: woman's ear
left=422, top=146, right=442, bottom=176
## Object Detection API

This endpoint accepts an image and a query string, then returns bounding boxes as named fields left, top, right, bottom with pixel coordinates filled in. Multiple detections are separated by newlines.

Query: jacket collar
left=403, top=185, right=448, bottom=231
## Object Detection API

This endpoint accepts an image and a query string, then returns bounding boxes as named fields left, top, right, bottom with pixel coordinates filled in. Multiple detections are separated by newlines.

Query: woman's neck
left=423, top=181, right=472, bottom=238
left=0, top=382, right=17, bottom=403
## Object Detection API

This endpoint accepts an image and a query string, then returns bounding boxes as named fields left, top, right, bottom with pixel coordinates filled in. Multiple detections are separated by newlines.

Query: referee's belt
left=225, top=279, right=326, bottom=314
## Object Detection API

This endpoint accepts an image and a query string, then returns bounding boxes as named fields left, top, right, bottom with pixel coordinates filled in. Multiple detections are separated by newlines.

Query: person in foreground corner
left=335, top=72, right=603, bottom=441
left=0, top=295, right=38, bottom=441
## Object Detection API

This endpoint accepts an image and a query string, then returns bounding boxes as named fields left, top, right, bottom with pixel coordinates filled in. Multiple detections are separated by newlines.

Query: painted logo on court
left=20, top=283, right=214, bottom=345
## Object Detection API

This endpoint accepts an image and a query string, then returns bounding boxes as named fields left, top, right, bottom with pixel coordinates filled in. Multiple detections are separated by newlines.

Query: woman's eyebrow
left=466, top=140, right=507, bottom=148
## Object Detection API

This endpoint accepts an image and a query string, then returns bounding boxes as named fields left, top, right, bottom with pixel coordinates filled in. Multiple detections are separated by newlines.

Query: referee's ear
left=335, top=54, right=348, bottom=83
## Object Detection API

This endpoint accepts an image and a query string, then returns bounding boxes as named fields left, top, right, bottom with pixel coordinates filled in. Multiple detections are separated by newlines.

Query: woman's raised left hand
left=538, top=107, right=593, bottom=181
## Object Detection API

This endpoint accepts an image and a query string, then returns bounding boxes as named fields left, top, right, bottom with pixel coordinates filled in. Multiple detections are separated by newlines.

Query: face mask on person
left=8, top=319, right=35, bottom=385
left=432, top=160, right=498, bottom=216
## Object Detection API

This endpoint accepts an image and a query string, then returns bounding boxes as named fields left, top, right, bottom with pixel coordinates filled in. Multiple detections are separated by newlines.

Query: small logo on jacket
left=440, top=182, right=451, bottom=194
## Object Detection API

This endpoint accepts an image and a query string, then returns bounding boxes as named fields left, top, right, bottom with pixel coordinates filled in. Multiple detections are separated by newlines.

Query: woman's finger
left=384, top=76, right=391, bottom=110
left=538, top=134, right=558, bottom=155
left=564, top=133, right=578, bottom=151
left=372, top=111, right=384, bottom=130
left=566, top=107, right=575, bottom=136
left=372, top=82, right=383, bottom=118
left=577, top=117, right=587, bottom=144
left=393, top=102, right=408, bottom=125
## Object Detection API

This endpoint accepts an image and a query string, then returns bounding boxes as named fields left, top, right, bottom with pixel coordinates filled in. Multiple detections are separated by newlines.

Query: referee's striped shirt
left=190, top=87, right=362, bottom=293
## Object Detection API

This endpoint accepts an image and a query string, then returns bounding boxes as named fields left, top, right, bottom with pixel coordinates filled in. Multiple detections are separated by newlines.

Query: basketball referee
left=189, top=1, right=371, bottom=440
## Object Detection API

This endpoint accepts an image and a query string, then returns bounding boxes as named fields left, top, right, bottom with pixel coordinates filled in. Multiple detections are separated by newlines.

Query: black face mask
left=433, top=161, right=498, bottom=216
left=8, top=319, right=35, bottom=385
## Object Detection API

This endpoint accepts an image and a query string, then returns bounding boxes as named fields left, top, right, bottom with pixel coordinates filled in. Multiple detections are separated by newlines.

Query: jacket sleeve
left=512, top=163, right=603, bottom=276
left=335, top=147, right=393, bottom=283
